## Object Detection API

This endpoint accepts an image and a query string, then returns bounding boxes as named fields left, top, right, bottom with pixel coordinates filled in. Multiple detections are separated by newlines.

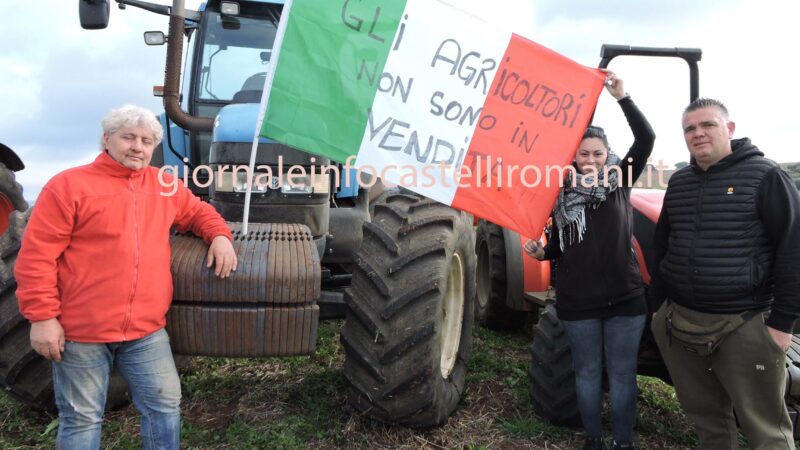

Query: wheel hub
left=440, top=252, right=465, bottom=378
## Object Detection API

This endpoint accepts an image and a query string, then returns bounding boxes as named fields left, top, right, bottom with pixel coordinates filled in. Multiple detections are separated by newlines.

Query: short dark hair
left=582, top=125, right=610, bottom=150
left=684, top=98, right=729, bottom=119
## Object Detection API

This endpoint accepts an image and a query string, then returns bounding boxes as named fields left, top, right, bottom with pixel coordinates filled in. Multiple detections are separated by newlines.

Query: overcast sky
left=3, top=0, right=798, bottom=201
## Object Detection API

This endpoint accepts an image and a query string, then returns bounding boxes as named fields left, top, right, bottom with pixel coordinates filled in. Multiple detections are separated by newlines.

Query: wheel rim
left=440, top=252, right=465, bottom=378
left=476, top=239, right=490, bottom=311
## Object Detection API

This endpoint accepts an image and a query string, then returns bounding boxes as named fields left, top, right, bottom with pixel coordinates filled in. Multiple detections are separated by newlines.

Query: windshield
left=197, top=11, right=277, bottom=102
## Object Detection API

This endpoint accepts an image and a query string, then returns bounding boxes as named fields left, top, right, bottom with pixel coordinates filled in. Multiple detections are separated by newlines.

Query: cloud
left=1, top=1, right=172, bottom=200
left=532, top=0, right=740, bottom=25
left=1, top=45, right=165, bottom=149
left=526, top=0, right=800, bottom=167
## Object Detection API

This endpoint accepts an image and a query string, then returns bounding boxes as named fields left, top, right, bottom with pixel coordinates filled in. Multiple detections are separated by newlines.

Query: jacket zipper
left=687, top=173, right=708, bottom=300
left=121, top=178, right=141, bottom=340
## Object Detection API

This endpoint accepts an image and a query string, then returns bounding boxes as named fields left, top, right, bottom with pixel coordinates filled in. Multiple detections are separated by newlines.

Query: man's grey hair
left=684, top=98, right=729, bottom=120
left=99, top=104, right=163, bottom=149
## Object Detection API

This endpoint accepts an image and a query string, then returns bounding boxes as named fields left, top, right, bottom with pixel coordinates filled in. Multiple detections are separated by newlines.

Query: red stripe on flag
left=451, top=34, right=604, bottom=238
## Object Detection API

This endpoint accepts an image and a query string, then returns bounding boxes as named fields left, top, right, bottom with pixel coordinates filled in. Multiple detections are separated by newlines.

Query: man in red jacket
left=15, top=104, right=237, bottom=450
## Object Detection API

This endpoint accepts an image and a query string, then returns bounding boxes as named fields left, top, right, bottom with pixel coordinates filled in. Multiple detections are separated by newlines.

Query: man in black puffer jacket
left=649, top=98, right=800, bottom=449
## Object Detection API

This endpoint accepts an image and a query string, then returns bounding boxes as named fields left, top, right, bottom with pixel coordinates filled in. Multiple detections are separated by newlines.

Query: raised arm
left=602, top=70, right=656, bottom=185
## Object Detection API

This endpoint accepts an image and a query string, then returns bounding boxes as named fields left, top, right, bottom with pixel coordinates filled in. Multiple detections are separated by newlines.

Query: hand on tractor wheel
left=207, top=236, right=237, bottom=278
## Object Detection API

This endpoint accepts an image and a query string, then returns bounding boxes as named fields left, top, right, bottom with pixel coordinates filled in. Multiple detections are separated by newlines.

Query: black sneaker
left=612, top=442, right=634, bottom=450
left=583, top=437, right=604, bottom=450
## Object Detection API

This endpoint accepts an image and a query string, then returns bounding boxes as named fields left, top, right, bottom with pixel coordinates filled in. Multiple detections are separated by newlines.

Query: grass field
left=0, top=319, right=760, bottom=449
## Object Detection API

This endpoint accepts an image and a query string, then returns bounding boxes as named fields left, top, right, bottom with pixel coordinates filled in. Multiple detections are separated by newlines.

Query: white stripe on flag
left=355, top=0, right=511, bottom=205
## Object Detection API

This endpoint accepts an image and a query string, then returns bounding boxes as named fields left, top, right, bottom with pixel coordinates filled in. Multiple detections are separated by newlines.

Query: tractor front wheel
left=342, top=192, right=476, bottom=428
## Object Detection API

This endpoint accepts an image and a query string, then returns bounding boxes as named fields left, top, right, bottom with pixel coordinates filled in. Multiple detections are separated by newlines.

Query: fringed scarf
left=553, top=152, right=621, bottom=252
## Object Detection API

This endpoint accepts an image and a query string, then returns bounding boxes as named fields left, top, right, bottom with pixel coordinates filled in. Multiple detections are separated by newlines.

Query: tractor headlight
left=233, top=171, right=272, bottom=193
left=282, top=175, right=313, bottom=194
left=281, top=173, right=330, bottom=194
left=215, top=169, right=329, bottom=194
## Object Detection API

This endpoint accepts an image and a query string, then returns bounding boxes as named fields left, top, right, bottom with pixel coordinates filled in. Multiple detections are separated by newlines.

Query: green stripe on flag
left=261, top=0, right=408, bottom=163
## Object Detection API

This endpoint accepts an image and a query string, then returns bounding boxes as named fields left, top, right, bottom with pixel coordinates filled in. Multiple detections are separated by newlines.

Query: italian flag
left=260, top=0, right=605, bottom=238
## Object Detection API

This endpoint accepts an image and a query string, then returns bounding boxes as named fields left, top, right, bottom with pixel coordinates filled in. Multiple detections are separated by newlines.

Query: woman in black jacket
left=526, top=71, right=655, bottom=450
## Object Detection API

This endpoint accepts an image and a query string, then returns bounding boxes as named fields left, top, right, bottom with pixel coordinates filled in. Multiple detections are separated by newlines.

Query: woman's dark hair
left=582, top=125, right=610, bottom=150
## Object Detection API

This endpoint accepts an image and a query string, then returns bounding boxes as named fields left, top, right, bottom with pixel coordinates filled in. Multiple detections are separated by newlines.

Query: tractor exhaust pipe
left=164, top=0, right=213, bottom=132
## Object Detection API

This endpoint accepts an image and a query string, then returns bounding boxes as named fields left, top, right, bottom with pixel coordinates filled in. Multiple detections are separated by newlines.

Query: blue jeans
left=561, top=314, right=646, bottom=443
left=52, top=328, right=181, bottom=450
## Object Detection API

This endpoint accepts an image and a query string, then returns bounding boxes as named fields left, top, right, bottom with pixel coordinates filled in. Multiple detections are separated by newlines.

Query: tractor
left=474, top=45, right=800, bottom=435
left=0, top=144, right=37, bottom=406
left=0, top=0, right=476, bottom=429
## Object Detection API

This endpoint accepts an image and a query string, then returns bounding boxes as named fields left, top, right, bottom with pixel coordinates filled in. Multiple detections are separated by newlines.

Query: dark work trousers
left=652, top=301, right=794, bottom=450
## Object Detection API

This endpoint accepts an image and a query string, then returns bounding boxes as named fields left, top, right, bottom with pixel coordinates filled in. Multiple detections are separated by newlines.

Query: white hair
left=99, top=104, right=164, bottom=149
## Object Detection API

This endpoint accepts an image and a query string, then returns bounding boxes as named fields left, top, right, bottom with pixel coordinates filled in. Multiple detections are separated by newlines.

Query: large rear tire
left=0, top=210, right=54, bottom=410
left=475, top=220, right=526, bottom=330
left=342, top=192, right=476, bottom=428
left=529, top=303, right=580, bottom=426
left=0, top=210, right=130, bottom=413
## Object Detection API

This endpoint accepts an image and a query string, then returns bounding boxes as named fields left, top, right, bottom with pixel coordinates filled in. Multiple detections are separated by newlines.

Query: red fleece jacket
left=16, top=152, right=232, bottom=342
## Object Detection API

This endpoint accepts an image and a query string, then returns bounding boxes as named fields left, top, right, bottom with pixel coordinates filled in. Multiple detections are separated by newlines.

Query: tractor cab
left=178, top=1, right=281, bottom=168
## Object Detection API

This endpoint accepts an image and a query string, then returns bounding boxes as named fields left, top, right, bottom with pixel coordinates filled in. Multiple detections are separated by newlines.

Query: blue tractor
left=0, top=0, right=477, bottom=428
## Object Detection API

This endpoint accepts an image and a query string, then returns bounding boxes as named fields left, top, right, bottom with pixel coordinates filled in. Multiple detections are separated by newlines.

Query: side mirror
left=79, top=0, right=110, bottom=30
left=144, top=31, right=166, bottom=46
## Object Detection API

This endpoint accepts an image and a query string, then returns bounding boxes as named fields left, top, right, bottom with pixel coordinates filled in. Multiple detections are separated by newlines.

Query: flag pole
left=242, top=0, right=294, bottom=235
